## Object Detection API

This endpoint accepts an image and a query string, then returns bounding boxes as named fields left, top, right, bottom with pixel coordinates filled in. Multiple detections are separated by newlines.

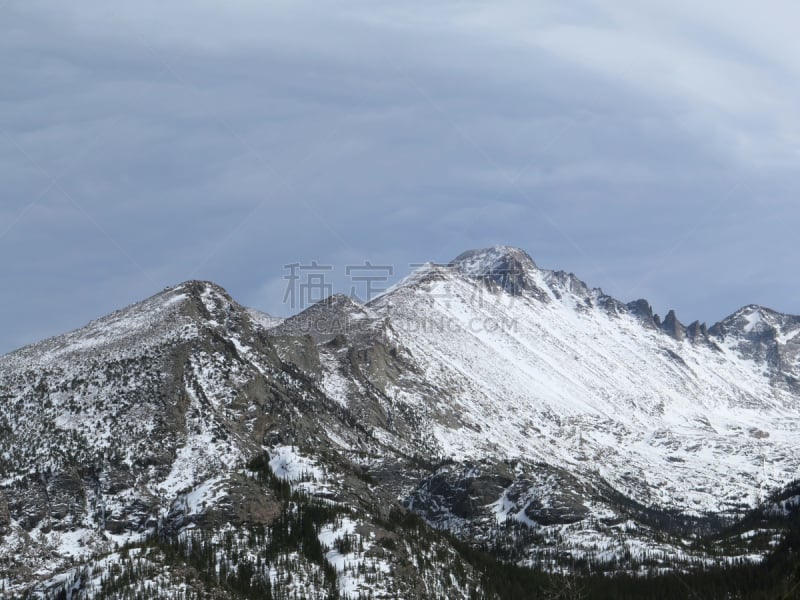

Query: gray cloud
left=2, top=1, right=799, bottom=353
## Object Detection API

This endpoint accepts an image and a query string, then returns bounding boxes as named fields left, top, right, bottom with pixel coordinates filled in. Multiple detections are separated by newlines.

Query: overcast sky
left=2, top=1, right=800, bottom=354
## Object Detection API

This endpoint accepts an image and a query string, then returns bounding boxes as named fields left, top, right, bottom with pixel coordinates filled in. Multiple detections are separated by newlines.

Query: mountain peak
left=166, top=279, right=233, bottom=301
left=710, top=303, right=800, bottom=340
left=449, top=246, right=543, bottom=297
left=450, top=246, right=537, bottom=276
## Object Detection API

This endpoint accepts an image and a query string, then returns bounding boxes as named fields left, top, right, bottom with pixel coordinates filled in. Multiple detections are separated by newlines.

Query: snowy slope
left=365, top=247, right=800, bottom=516
left=0, top=280, right=481, bottom=597
left=0, top=281, right=325, bottom=596
left=4, top=247, right=800, bottom=597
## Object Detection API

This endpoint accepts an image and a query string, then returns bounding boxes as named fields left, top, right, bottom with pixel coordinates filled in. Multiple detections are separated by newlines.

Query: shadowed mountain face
left=2, top=247, right=800, bottom=598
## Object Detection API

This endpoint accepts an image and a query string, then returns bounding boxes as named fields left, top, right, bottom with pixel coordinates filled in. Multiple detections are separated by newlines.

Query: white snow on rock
left=368, top=247, right=800, bottom=516
left=269, top=446, right=324, bottom=482
left=318, top=517, right=393, bottom=598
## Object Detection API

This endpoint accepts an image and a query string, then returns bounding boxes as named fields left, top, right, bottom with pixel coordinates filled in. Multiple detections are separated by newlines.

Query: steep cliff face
left=3, top=248, right=800, bottom=597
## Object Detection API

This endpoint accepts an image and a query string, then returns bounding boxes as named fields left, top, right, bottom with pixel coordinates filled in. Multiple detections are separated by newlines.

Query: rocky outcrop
left=451, top=246, right=550, bottom=300
left=627, top=298, right=661, bottom=329
left=0, top=491, right=10, bottom=534
left=406, top=462, right=515, bottom=521
left=687, top=320, right=708, bottom=339
left=661, top=310, right=686, bottom=341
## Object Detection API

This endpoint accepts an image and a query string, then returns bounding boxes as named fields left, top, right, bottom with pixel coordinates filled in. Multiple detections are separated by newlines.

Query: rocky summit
left=3, top=247, right=800, bottom=599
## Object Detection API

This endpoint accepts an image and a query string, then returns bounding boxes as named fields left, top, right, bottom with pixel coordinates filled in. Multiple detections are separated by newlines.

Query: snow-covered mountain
left=369, top=247, right=800, bottom=514
left=2, top=246, right=800, bottom=598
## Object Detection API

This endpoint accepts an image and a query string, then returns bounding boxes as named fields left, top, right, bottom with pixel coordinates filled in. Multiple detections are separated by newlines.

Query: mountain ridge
left=3, top=246, right=800, bottom=598
left=4, top=247, right=793, bottom=363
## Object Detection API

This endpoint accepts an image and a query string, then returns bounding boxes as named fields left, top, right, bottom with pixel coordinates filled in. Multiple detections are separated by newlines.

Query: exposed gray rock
left=451, top=246, right=550, bottom=300
left=627, top=299, right=660, bottom=329
left=661, top=310, right=686, bottom=341
left=0, top=491, right=10, bottom=534
left=3, top=248, right=800, bottom=597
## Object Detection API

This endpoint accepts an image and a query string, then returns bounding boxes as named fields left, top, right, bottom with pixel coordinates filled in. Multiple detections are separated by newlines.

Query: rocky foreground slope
left=2, top=247, right=800, bottom=598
